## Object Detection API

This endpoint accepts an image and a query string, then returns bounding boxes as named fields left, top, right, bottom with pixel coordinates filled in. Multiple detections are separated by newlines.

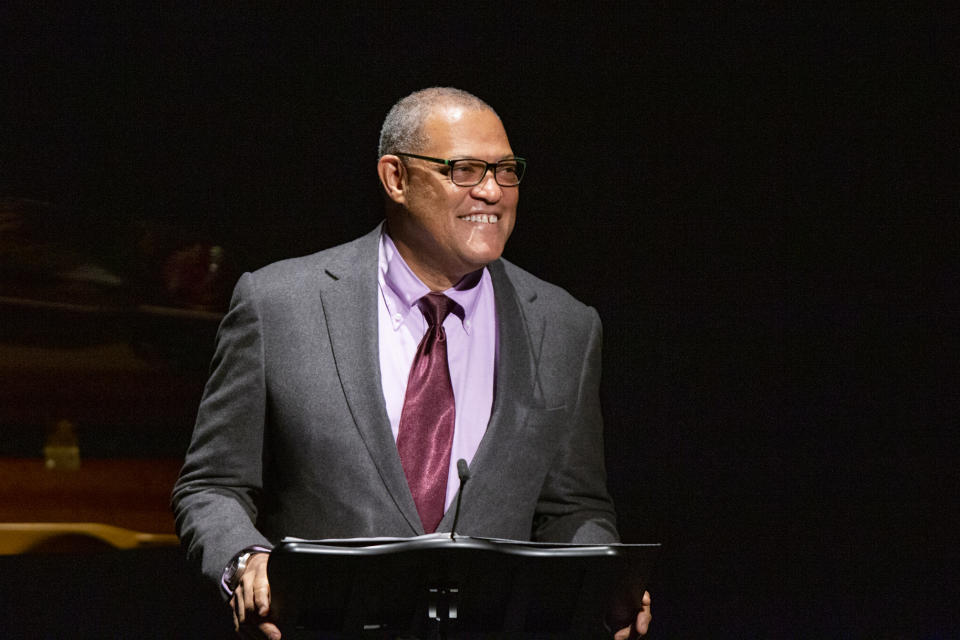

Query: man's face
left=390, top=105, right=518, bottom=289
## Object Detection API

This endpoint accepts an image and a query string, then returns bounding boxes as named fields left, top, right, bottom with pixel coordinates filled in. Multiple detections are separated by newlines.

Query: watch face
left=227, top=552, right=249, bottom=589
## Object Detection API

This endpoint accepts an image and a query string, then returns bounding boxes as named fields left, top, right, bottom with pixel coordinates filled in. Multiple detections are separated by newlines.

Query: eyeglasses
left=395, top=152, right=526, bottom=187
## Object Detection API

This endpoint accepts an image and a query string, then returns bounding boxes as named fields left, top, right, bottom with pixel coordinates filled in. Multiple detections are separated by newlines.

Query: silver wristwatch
left=225, top=550, right=254, bottom=591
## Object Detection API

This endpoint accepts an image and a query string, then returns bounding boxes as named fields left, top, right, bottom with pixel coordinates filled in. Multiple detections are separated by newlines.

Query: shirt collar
left=378, top=229, right=486, bottom=334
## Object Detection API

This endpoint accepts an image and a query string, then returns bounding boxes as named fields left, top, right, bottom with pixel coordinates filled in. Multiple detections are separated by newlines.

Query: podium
left=268, top=534, right=659, bottom=639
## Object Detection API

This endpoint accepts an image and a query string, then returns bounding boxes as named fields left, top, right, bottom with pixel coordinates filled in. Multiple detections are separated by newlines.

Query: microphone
left=449, top=458, right=470, bottom=540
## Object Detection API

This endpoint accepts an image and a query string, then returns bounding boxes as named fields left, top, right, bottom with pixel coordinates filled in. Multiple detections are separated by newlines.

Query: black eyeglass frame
left=394, top=152, right=527, bottom=187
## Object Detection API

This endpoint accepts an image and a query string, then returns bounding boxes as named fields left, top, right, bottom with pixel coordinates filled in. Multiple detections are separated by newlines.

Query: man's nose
left=470, top=169, right=502, bottom=203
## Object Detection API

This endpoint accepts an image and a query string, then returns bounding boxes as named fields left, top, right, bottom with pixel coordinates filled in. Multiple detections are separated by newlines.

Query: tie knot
left=418, top=293, right=457, bottom=328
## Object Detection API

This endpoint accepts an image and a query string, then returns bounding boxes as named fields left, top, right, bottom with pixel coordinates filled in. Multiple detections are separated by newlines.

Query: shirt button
left=393, top=313, right=403, bottom=323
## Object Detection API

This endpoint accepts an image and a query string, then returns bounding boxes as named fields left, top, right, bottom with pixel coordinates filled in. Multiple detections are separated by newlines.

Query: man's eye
left=453, top=164, right=481, bottom=177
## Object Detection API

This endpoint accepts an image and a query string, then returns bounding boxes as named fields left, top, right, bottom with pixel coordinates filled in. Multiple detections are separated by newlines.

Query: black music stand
left=268, top=534, right=659, bottom=639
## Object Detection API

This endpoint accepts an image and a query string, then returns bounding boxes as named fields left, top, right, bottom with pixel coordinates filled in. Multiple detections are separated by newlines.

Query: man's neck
left=384, top=225, right=475, bottom=292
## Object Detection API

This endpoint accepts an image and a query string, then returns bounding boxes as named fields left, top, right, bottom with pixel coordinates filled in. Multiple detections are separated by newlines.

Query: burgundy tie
left=397, top=293, right=457, bottom=533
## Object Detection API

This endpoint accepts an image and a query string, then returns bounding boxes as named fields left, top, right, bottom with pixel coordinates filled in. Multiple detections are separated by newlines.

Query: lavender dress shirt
left=377, top=231, right=497, bottom=512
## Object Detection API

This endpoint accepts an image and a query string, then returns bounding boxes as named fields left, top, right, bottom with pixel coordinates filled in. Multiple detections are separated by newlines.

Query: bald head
left=378, top=87, right=499, bottom=157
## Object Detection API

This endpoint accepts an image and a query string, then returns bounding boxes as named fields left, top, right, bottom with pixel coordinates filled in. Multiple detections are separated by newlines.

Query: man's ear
left=377, top=155, right=406, bottom=205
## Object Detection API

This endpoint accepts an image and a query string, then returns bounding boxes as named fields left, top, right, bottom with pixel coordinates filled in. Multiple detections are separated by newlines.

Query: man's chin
left=460, top=247, right=504, bottom=272
left=462, top=235, right=509, bottom=262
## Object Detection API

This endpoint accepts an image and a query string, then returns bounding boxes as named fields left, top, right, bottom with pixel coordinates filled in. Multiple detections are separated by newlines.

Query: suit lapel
left=436, top=259, right=545, bottom=532
left=317, top=228, right=423, bottom=534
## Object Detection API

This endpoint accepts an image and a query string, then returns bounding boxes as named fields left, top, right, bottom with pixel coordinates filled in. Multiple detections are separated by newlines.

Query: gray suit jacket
left=172, top=226, right=618, bottom=586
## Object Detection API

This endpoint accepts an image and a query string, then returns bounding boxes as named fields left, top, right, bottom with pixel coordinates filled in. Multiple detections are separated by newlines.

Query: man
left=172, top=87, right=651, bottom=639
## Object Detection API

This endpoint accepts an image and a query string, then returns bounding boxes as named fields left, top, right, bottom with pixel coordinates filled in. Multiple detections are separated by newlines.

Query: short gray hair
left=378, top=87, right=498, bottom=157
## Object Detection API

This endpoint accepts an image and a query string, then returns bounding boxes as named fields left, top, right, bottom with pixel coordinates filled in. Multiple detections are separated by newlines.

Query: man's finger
left=251, top=556, right=272, bottom=617
left=233, top=587, right=247, bottom=624
left=258, top=620, right=282, bottom=640
left=634, top=590, right=652, bottom=637
left=254, top=583, right=271, bottom=618
left=635, top=610, right=652, bottom=636
left=241, top=571, right=260, bottom=620
left=230, top=593, right=240, bottom=631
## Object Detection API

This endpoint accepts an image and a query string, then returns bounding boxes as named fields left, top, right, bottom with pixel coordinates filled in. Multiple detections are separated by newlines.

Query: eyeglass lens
left=451, top=160, right=523, bottom=186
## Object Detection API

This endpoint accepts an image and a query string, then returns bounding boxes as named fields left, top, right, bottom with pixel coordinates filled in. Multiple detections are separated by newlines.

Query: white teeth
left=462, top=214, right=498, bottom=223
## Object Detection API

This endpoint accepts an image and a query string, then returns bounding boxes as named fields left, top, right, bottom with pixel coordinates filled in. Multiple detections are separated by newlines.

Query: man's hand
left=229, top=553, right=280, bottom=640
left=613, top=590, right=652, bottom=639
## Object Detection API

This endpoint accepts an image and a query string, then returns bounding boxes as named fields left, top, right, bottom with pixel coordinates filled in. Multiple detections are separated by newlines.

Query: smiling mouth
left=460, top=213, right=499, bottom=224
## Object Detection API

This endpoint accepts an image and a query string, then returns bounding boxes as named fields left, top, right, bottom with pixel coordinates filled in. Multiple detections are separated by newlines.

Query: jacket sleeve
left=532, top=307, right=620, bottom=544
left=171, top=272, right=273, bottom=588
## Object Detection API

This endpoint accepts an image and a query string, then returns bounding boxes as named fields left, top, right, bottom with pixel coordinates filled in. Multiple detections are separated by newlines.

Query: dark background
left=0, top=3, right=953, bottom=638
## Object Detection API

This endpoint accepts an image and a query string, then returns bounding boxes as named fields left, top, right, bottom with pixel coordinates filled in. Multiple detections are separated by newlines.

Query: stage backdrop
left=0, top=3, right=949, bottom=637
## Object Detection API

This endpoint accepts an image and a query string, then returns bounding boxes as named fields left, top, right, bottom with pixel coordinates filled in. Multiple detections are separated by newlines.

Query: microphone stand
left=449, top=459, right=470, bottom=540
left=436, top=459, right=469, bottom=640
